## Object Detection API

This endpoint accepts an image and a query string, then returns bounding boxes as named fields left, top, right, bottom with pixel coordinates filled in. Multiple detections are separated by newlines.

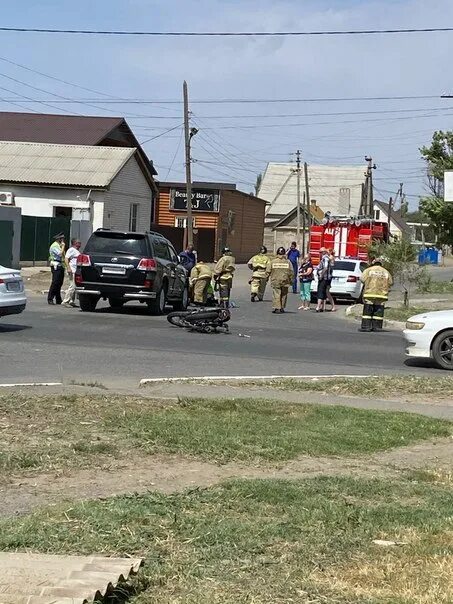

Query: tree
left=254, top=173, right=263, bottom=196
left=419, top=131, right=453, bottom=244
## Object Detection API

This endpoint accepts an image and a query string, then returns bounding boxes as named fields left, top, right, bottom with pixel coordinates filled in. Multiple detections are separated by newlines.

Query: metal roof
left=0, top=141, right=136, bottom=187
left=0, top=112, right=124, bottom=146
left=259, top=163, right=367, bottom=218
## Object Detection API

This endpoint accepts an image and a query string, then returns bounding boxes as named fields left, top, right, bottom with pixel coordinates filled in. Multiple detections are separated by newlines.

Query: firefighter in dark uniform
left=359, top=259, right=393, bottom=332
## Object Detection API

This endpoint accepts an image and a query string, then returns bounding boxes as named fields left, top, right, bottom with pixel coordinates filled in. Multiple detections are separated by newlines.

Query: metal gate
left=20, top=216, right=71, bottom=263
left=0, top=220, right=13, bottom=267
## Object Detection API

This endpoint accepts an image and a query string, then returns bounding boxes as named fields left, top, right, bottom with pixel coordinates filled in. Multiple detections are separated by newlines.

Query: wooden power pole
left=303, top=161, right=310, bottom=253
left=364, top=156, right=376, bottom=217
left=183, top=80, right=193, bottom=247
left=296, top=150, right=301, bottom=249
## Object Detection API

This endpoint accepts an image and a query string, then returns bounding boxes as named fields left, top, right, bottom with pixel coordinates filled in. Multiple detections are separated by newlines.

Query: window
left=85, top=233, right=147, bottom=256
left=152, top=237, right=171, bottom=260
left=129, top=203, right=139, bottom=231
left=54, top=206, right=72, bottom=218
left=332, top=261, right=357, bottom=272
left=175, top=217, right=196, bottom=228
left=168, top=245, right=179, bottom=263
left=374, top=209, right=381, bottom=221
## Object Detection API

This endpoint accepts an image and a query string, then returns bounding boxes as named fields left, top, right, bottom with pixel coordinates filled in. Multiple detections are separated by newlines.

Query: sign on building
left=444, top=170, right=453, bottom=202
left=170, top=188, right=220, bottom=212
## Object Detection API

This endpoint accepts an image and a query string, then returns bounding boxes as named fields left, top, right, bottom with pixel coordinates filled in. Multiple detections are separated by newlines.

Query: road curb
left=139, top=374, right=376, bottom=387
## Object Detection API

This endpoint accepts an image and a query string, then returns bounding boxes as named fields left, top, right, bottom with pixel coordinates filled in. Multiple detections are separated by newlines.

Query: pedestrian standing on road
left=247, top=245, right=270, bottom=302
left=266, top=246, right=294, bottom=313
left=325, top=248, right=337, bottom=312
left=359, top=259, right=393, bottom=332
left=287, top=241, right=300, bottom=294
left=48, top=233, right=65, bottom=305
left=179, top=244, right=197, bottom=272
left=62, top=238, right=81, bottom=308
left=214, top=247, right=235, bottom=308
left=190, top=260, right=213, bottom=306
left=315, top=247, right=330, bottom=313
left=298, top=254, right=314, bottom=311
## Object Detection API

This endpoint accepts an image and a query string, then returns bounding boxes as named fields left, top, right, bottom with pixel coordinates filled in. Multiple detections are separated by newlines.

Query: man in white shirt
left=62, top=239, right=81, bottom=307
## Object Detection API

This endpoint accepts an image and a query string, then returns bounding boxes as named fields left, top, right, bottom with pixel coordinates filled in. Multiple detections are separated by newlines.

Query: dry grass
left=1, top=476, right=451, bottom=603
left=203, top=375, right=453, bottom=399
left=0, top=393, right=450, bottom=481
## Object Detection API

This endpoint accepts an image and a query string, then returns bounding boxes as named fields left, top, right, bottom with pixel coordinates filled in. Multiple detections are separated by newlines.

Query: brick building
left=155, top=181, right=267, bottom=262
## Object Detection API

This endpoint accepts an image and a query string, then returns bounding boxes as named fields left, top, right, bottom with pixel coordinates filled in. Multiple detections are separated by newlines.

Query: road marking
left=140, top=374, right=376, bottom=386
left=0, top=382, right=62, bottom=388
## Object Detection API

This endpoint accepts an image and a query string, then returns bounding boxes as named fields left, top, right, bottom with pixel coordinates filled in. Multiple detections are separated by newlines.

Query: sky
left=1, top=0, right=453, bottom=210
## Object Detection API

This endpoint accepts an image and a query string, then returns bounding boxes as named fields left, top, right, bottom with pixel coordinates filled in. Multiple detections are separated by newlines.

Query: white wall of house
left=0, top=154, right=153, bottom=233
left=102, top=156, right=153, bottom=232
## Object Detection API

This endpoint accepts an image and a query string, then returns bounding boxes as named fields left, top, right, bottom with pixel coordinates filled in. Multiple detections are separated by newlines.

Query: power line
left=139, top=123, right=184, bottom=144
left=0, top=26, right=453, bottom=36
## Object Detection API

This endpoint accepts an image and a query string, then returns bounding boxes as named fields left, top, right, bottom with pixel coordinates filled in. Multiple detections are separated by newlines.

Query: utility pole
left=394, top=182, right=403, bottom=212
left=387, top=196, right=393, bottom=235
left=303, top=161, right=310, bottom=253
left=296, top=150, right=301, bottom=250
left=364, top=156, right=376, bottom=217
left=183, top=80, right=193, bottom=247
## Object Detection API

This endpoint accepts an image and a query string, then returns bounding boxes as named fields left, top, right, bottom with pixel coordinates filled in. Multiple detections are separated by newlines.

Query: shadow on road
left=0, top=323, right=32, bottom=333
left=404, top=357, right=441, bottom=371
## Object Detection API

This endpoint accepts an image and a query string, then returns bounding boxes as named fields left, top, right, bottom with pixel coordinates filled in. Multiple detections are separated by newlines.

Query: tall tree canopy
left=419, top=131, right=453, bottom=245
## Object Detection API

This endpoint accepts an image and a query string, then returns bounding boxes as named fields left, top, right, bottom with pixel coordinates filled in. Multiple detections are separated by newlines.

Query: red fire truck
left=309, top=218, right=389, bottom=264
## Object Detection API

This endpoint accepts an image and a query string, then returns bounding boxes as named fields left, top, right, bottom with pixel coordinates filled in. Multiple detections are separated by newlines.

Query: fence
left=20, top=216, right=71, bottom=263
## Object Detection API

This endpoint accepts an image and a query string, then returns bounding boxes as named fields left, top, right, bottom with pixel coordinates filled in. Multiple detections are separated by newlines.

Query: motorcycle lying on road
left=167, top=307, right=231, bottom=334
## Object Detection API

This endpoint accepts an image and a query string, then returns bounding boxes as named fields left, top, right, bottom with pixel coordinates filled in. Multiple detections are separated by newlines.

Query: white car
left=404, top=310, right=453, bottom=370
left=0, top=265, right=26, bottom=318
left=311, top=258, right=368, bottom=301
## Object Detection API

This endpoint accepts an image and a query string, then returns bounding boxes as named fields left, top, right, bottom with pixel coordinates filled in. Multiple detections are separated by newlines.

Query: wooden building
left=155, top=181, right=267, bottom=262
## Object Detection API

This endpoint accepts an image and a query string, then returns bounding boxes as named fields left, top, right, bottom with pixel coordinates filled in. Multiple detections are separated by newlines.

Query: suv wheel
left=147, top=284, right=167, bottom=315
left=79, top=295, right=98, bottom=312
left=172, top=286, right=189, bottom=311
left=432, top=330, right=453, bottom=370
left=108, top=298, right=124, bottom=309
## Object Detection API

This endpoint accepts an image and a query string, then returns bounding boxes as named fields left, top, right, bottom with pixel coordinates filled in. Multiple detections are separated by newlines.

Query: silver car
left=0, top=265, right=26, bottom=318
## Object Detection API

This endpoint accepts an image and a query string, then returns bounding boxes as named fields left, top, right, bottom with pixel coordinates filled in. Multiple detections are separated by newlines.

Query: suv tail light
left=347, top=275, right=358, bottom=282
left=137, top=258, right=157, bottom=271
left=77, top=254, right=91, bottom=267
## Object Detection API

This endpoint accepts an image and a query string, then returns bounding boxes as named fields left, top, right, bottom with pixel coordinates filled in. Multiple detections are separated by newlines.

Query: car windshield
left=85, top=234, right=148, bottom=256
left=332, top=261, right=357, bottom=272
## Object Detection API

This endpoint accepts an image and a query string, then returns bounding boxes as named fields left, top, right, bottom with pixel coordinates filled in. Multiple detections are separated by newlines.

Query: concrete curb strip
left=0, top=382, right=62, bottom=388
left=139, top=374, right=377, bottom=386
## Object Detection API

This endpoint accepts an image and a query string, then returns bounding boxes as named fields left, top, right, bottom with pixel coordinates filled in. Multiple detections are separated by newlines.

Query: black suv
left=75, top=229, right=189, bottom=314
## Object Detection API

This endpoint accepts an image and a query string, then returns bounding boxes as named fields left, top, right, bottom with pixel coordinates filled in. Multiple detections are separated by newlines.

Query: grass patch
left=121, top=398, right=450, bottom=461
left=0, top=476, right=451, bottom=603
left=385, top=306, right=430, bottom=322
left=419, top=280, right=453, bottom=294
left=228, top=375, right=453, bottom=399
left=0, top=394, right=450, bottom=478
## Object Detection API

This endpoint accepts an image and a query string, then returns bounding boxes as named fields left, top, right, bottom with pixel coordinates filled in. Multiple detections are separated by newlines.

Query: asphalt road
left=0, top=268, right=439, bottom=387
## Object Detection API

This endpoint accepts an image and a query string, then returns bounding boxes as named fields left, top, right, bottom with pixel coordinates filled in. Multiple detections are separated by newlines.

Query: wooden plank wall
left=220, top=190, right=266, bottom=263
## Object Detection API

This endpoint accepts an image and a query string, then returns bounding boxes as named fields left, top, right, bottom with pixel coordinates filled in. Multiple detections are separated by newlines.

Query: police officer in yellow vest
left=190, top=260, right=213, bottom=306
left=248, top=245, right=270, bottom=302
left=359, top=259, right=393, bottom=332
left=48, top=232, right=66, bottom=305
left=214, top=247, right=235, bottom=308
left=266, top=246, right=294, bottom=313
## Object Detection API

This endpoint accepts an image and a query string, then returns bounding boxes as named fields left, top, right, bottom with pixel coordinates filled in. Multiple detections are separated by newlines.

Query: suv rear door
left=150, top=236, right=176, bottom=296
left=82, top=232, right=151, bottom=286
